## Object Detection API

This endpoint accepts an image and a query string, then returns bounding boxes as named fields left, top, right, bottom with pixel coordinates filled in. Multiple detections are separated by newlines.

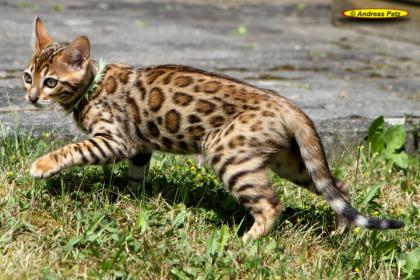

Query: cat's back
left=133, top=64, right=285, bottom=114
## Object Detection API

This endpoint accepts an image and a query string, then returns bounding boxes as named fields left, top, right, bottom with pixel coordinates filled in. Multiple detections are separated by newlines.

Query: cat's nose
left=29, top=96, right=39, bottom=104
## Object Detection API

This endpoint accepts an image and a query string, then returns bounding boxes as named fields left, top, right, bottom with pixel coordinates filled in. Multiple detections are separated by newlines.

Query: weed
left=233, top=25, right=249, bottom=36
left=367, top=116, right=416, bottom=170
left=0, top=123, right=418, bottom=278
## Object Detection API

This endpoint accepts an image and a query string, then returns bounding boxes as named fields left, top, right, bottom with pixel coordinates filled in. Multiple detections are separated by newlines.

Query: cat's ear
left=33, top=17, right=53, bottom=51
left=63, top=36, right=90, bottom=68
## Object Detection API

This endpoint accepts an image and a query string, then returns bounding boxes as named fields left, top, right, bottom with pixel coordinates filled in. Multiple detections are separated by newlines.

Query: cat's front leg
left=30, top=153, right=61, bottom=178
left=30, top=136, right=129, bottom=178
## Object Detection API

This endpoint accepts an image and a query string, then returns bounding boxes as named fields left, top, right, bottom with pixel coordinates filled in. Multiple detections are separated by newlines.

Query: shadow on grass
left=44, top=165, right=335, bottom=237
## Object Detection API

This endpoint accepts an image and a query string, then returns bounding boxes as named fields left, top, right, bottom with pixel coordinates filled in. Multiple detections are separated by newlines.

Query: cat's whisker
left=49, top=103, right=59, bottom=116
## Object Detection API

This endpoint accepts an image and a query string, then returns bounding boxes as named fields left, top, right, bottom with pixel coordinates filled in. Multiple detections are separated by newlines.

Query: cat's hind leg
left=267, top=146, right=351, bottom=233
left=210, top=151, right=284, bottom=241
left=204, top=124, right=284, bottom=241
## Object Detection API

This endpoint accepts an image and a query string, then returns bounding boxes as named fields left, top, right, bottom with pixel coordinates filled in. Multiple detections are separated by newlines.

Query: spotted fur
left=24, top=18, right=404, bottom=241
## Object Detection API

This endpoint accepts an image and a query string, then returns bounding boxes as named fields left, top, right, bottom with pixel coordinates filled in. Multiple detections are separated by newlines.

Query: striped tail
left=291, top=113, right=404, bottom=230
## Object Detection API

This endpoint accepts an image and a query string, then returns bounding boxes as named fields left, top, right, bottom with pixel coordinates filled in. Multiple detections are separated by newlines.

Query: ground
left=0, top=135, right=418, bottom=279
left=0, top=0, right=419, bottom=279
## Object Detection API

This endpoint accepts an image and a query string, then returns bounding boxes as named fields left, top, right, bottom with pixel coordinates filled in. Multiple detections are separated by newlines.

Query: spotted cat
left=23, top=18, right=404, bottom=240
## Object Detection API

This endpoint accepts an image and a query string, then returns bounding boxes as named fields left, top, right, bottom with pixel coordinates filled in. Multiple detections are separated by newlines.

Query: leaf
left=264, top=239, right=278, bottom=254
left=385, top=125, right=406, bottom=151
left=363, top=185, right=381, bottom=205
left=172, top=210, right=187, bottom=229
left=369, top=134, right=385, bottom=154
left=218, top=225, right=230, bottom=253
left=388, top=152, right=409, bottom=169
left=376, top=240, right=398, bottom=256
left=296, top=3, right=306, bottom=11
left=401, top=247, right=420, bottom=276
left=136, top=209, right=149, bottom=234
left=170, top=268, right=190, bottom=280
left=235, top=25, right=248, bottom=35
left=206, top=230, right=218, bottom=257
left=368, top=116, right=385, bottom=139
left=64, top=235, right=83, bottom=255
left=367, top=116, right=385, bottom=153
left=52, top=3, right=65, bottom=12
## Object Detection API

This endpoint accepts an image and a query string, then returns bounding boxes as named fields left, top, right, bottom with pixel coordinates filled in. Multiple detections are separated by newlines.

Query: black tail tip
left=387, top=219, right=405, bottom=229
left=365, top=217, right=405, bottom=229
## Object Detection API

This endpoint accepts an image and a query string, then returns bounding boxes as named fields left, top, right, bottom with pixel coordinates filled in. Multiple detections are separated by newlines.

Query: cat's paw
left=30, top=155, right=60, bottom=178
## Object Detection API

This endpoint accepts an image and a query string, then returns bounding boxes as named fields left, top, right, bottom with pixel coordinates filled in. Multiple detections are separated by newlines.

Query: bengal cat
left=23, top=18, right=404, bottom=240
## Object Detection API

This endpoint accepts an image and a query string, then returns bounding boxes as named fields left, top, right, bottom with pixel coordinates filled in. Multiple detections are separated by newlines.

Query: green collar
left=66, top=59, right=106, bottom=115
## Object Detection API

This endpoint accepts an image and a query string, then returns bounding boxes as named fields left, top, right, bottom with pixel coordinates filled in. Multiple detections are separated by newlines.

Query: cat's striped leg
left=30, top=136, right=128, bottom=178
left=209, top=151, right=284, bottom=241
left=128, top=153, right=152, bottom=187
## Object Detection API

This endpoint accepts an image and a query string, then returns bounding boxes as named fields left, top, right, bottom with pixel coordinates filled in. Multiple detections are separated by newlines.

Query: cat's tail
left=289, top=111, right=404, bottom=229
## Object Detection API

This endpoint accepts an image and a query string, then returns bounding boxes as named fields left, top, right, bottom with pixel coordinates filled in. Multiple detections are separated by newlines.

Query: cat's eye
left=44, top=78, right=58, bottom=88
left=23, top=72, right=32, bottom=84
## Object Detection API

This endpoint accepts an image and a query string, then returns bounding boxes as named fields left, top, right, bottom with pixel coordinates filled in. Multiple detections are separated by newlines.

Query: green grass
left=0, top=133, right=418, bottom=279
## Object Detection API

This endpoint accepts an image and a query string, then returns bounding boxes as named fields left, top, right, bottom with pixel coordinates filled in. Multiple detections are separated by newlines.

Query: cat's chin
left=37, top=100, right=52, bottom=106
left=31, top=100, right=53, bottom=108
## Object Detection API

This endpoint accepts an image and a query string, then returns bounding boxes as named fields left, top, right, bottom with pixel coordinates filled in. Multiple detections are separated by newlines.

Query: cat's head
left=23, top=17, right=92, bottom=107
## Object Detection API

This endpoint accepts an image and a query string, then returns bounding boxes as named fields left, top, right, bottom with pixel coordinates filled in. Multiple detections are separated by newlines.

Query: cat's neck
left=60, top=61, right=96, bottom=110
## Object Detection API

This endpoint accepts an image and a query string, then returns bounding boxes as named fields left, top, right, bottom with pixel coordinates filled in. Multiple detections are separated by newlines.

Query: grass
left=0, top=133, right=418, bottom=279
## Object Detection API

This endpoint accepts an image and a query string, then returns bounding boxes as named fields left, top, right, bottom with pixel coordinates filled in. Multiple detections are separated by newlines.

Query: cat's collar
left=66, top=59, right=107, bottom=115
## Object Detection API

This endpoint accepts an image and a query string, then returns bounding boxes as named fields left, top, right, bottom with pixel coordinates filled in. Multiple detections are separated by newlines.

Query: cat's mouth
left=26, top=96, right=52, bottom=108
left=36, top=99, right=52, bottom=107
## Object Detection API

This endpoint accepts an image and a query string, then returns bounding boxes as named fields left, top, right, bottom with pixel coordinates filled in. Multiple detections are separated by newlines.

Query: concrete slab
left=0, top=0, right=418, bottom=155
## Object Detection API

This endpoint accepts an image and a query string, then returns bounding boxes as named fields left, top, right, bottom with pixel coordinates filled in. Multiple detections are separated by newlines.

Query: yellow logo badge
left=343, top=9, right=409, bottom=19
